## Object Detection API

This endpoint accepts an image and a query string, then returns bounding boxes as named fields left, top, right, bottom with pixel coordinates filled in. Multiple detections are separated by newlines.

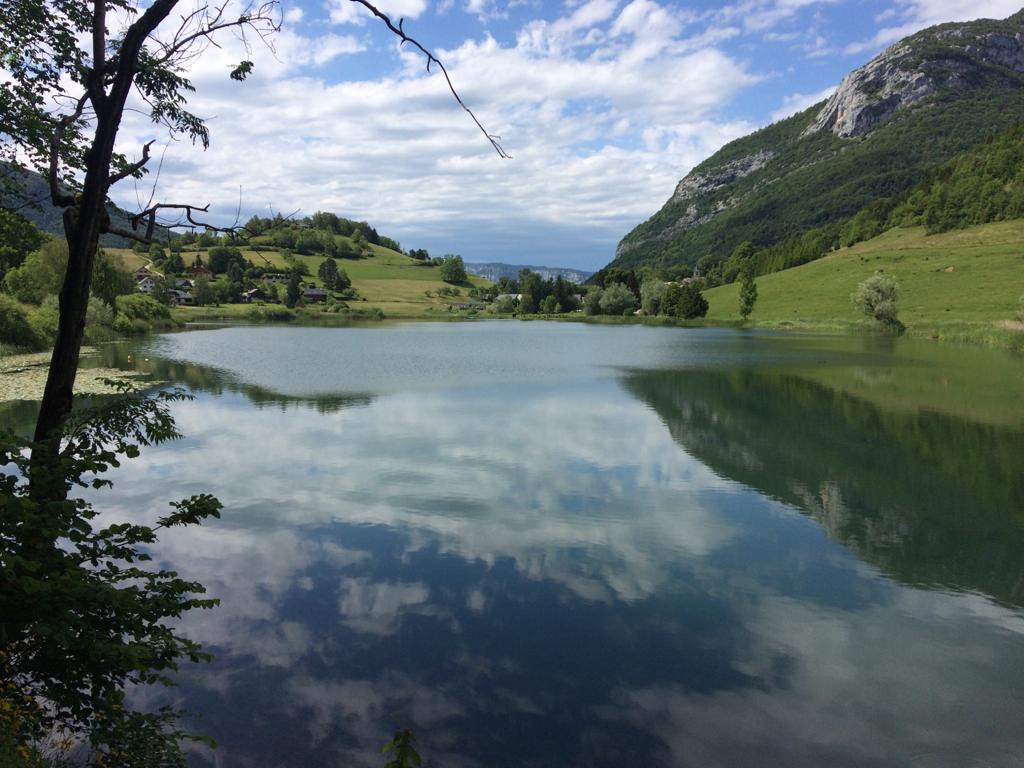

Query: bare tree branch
left=105, top=224, right=155, bottom=244
left=122, top=201, right=255, bottom=239
left=348, top=0, right=511, bottom=159
left=108, top=140, right=156, bottom=188
left=135, top=140, right=172, bottom=214
left=48, top=93, right=90, bottom=207
left=151, top=0, right=280, bottom=67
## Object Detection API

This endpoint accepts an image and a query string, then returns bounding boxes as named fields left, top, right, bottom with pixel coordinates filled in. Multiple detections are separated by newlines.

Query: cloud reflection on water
left=84, top=329, right=1024, bottom=768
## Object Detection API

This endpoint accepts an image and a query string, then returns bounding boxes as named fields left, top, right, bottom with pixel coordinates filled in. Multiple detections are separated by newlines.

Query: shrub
left=599, top=283, right=637, bottom=316
left=112, top=294, right=174, bottom=336
left=247, top=305, right=296, bottom=322
left=86, top=298, right=116, bottom=330
left=0, top=295, right=41, bottom=350
left=116, top=293, right=172, bottom=322
left=3, top=241, right=68, bottom=305
left=112, top=315, right=152, bottom=335
left=664, top=282, right=709, bottom=319
left=494, top=296, right=518, bottom=314
left=852, top=273, right=903, bottom=330
left=640, top=278, right=666, bottom=315
left=583, top=287, right=603, bottom=316
left=27, top=296, right=60, bottom=347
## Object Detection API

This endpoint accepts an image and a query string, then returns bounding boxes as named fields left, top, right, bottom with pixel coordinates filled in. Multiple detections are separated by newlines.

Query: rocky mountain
left=464, top=261, right=593, bottom=284
left=611, top=10, right=1024, bottom=272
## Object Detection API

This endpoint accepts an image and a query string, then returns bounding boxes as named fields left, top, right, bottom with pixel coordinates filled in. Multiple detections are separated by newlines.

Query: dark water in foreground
left=15, top=322, right=1024, bottom=767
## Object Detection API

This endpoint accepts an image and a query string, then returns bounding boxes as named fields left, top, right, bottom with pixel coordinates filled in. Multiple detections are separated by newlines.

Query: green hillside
left=703, top=220, right=1024, bottom=347
left=110, top=240, right=492, bottom=318
left=610, top=11, right=1024, bottom=273
left=715, top=122, right=1024, bottom=282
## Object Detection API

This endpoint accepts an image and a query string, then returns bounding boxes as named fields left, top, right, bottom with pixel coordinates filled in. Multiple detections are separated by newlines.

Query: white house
left=137, top=276, right=156, bottom=294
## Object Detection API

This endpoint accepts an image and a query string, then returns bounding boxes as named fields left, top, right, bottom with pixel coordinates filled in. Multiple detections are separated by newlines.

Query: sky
left=109, top=0, right=1024, bottom=270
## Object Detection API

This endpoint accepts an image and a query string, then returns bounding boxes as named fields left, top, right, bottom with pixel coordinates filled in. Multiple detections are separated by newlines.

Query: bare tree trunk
left=33, top=165, right=108, bottom=446
left=31, top=0, right=179, bottom=492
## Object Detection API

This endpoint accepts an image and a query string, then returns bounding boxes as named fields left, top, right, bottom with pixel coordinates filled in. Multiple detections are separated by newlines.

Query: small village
left=133, top=263, right=330, bottom=307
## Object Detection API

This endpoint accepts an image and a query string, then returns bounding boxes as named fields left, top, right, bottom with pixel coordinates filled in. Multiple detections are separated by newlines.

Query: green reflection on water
left=625, top=365, right=1024, bottom=606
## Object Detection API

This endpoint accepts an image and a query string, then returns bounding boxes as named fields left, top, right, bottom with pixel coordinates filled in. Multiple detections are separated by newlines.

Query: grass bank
left=702, top=221, right=1024, bottom=352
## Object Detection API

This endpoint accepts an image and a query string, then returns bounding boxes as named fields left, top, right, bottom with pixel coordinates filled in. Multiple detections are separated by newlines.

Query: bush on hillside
left=439, top=255, right=468, bottom=284
left=0, top=295, right=42, bottom=350
left=113, top=294, right=174, bottom=335
left=852, top=273, right=903, bottom=331
left=115, top=293, right=172, bottom=322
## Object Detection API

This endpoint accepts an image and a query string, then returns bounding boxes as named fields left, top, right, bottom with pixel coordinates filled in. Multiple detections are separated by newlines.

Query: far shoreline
left=165, top=304, right=1024, bottom=355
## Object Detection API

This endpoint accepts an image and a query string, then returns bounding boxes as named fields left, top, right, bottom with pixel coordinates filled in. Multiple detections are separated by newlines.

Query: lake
left=14, top=321, right=1024, bottom=767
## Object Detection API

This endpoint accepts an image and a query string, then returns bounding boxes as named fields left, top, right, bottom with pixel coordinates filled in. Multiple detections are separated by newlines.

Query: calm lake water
left=11, top=321, right=1024, bottom=767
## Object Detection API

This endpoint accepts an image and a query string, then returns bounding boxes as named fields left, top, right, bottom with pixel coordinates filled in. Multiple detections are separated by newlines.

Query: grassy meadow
left=704, top=221, right=1024, bottom=348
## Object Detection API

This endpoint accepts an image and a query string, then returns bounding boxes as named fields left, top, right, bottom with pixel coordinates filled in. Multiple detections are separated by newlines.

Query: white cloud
left=278, top=32, right=367, bottom=67
left=327, top=0, right=430, bottom=25
left=107, top=0, right=760, bottom=267
left=769, top=85, right=835, bottom=122
left=717, top=0, right=838, bottom=33
left=517, top=0, right=620, bottom=54
left=846, top=0, right=1022, bottom=56
left=464, top=0, right=509, bottom=22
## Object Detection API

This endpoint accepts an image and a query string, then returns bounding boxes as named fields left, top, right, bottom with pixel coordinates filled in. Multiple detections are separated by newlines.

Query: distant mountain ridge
left=610, top=10, right=1024, bottom=272
left=464, top=262, right=593, bottom=284
left=0, top=163, right=171, bottom=247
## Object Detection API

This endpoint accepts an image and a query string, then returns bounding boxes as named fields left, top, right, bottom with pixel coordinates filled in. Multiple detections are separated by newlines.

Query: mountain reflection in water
left=625, top=367, right=1024, bottom=607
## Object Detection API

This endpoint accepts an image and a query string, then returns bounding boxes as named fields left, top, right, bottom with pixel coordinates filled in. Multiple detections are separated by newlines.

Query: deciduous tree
left=285, top=273, right=300, bottom=308
left=664, top=282, right=708, bottom=319
left=0, top=210, right=45, bottom=278
left=440, top=254, right=468, bottom=284
left=739, top=269, right=758, bottom=320
left=318, top=256, right=339, bottom=289
left=852, top=272, right=903, bottom=331
left=599, top=282, right=637, bottom=315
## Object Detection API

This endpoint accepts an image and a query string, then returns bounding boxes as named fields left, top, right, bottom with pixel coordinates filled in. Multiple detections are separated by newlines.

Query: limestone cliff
left=811, top=13, right=1024, bottom=137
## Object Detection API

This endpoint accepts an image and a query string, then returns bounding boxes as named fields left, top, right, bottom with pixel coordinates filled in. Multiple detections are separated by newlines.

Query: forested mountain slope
left=611, top=10, right=1024, bottom=272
